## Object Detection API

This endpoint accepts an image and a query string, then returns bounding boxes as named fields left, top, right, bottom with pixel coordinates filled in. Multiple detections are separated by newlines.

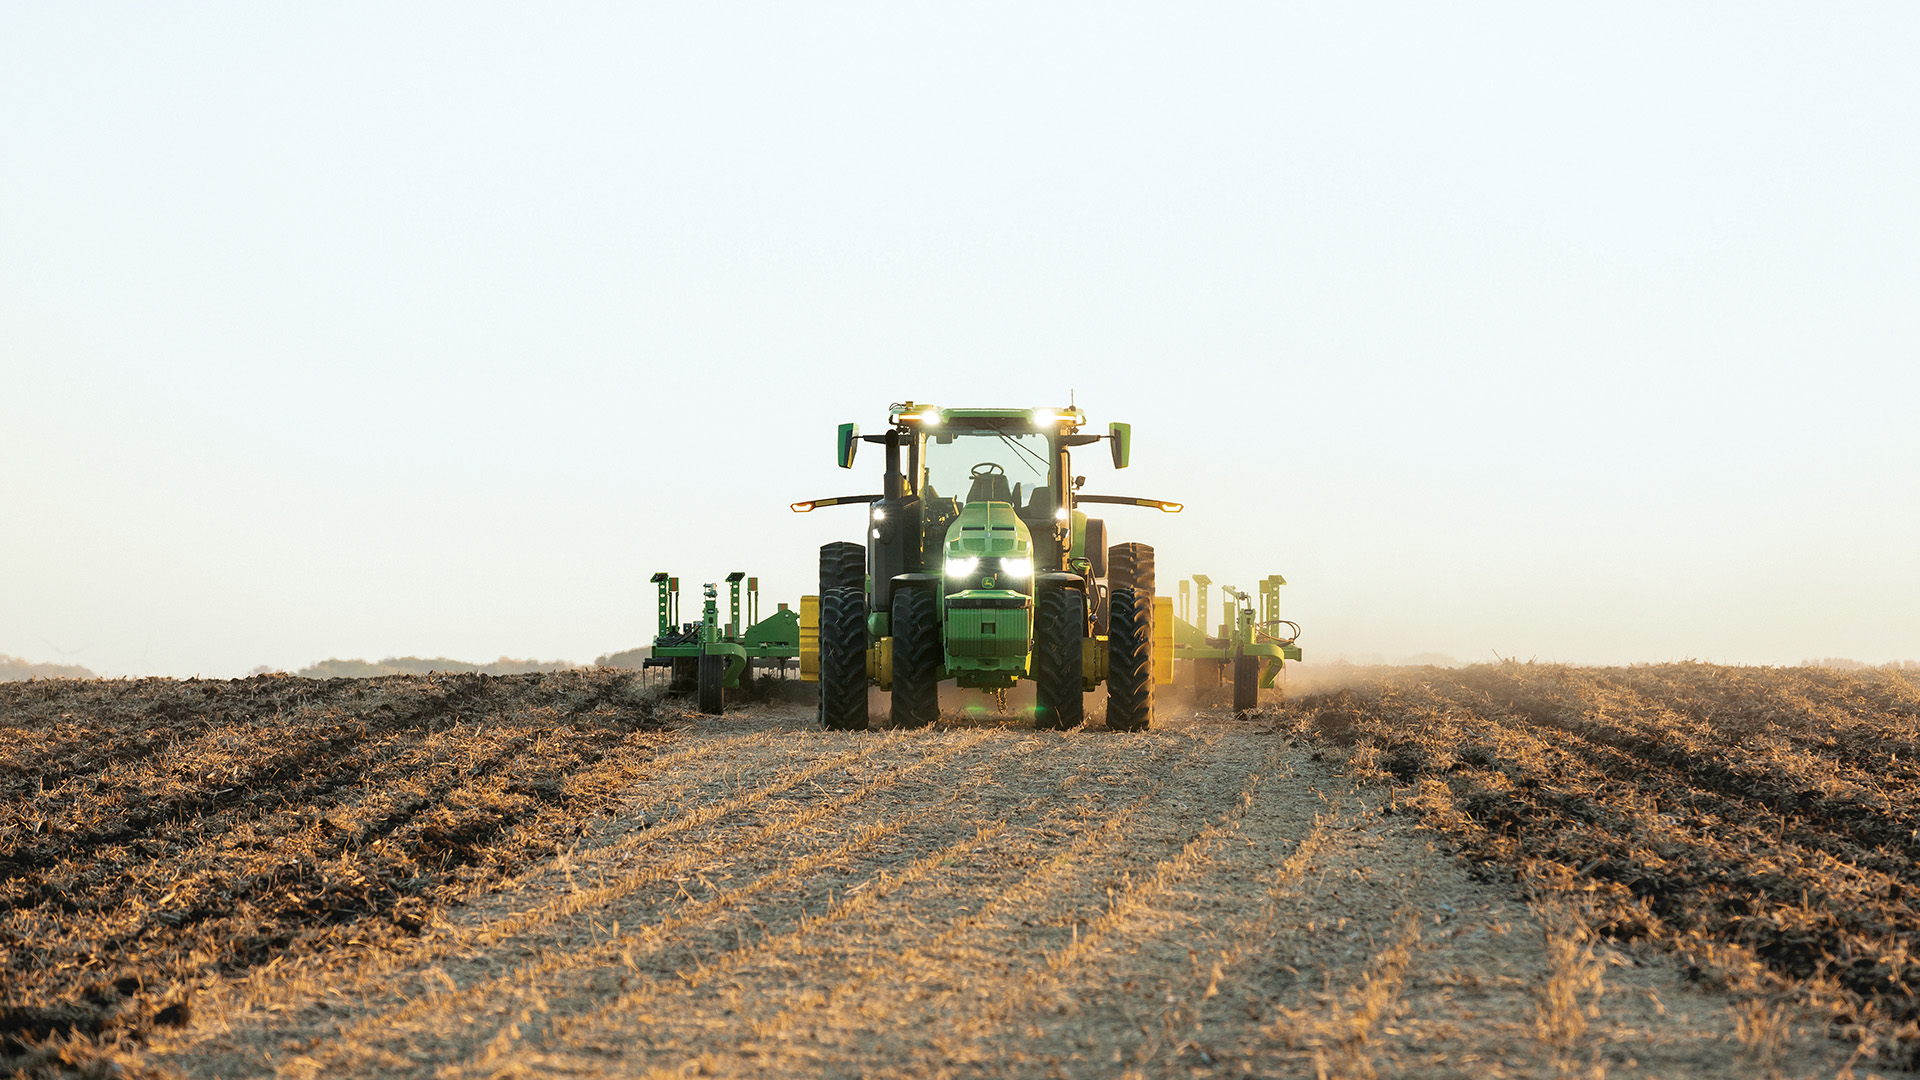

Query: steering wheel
left=970, top=462, right=1006, bottom=478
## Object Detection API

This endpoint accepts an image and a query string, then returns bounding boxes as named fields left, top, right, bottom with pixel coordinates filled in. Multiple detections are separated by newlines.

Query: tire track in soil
left=502, top=726, right=1221, bottom=1075
left=293, top=729, right=964, bottom=1028
left=283, top=729, right=1038, bottom=1078
left=787, top=729, right=1296, bottom=1076
left=157, top=722, right=1011, bottom=1076
left=194, top=723, right=821, bottom=1024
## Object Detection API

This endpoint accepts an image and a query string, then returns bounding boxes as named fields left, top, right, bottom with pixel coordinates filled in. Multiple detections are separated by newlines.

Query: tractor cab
left=914, top=412, right=1062, bottom=598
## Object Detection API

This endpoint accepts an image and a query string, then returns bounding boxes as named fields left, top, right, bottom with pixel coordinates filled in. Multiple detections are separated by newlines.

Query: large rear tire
left=890, top=586, right=941, bottom=729
left=819, top=586, right=870, bottom=731
left=1106, top=586, right=1153, bottom=731
left=1034, top=587, right=1086, bottom=730
left=696, top=652, right=726, bottom=715
left=820, top=541, right=866, bottom=594
left=1232, top=653, right=1259, bottom=714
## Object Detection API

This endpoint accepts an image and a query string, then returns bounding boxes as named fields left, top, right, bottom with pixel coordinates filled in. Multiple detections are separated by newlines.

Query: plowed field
left=4, top=665, right=1912, bottom=1077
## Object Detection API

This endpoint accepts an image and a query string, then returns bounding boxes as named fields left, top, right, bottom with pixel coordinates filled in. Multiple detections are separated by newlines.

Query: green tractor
left=793, top=403, right=1183, bottom=731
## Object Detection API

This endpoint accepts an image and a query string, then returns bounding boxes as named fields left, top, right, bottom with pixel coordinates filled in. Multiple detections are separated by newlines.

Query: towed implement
left=1174, top=574, right=1303, bottom=712
left=793, top=403, right=1194, bottom=731
left=644, top=571, right=800, bottom=714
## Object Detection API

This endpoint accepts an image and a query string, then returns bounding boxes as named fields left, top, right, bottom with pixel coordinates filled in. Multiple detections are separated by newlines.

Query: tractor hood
left=943, top=500, right=1031, bottom=559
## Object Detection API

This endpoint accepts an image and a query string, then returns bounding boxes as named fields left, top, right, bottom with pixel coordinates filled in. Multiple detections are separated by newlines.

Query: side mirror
left=1109, top=422, right=1131, bottom=469
left=836, top=423, right=859, bottom=469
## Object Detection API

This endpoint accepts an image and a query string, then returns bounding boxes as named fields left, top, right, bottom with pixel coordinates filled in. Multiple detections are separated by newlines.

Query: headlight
left=944, top=557, right=979, bottom=577
left=1000, top=557, right=1033, bottom=578
left=872, top=508, right=886, bottom=521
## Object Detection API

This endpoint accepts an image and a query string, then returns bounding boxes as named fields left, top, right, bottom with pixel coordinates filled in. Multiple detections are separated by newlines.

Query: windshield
left=921, top=427, right=1053, bottom=511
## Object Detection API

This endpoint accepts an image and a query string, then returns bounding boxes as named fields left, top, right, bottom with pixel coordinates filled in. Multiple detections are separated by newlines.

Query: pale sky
left=3, top=3, right=1916, bottom=677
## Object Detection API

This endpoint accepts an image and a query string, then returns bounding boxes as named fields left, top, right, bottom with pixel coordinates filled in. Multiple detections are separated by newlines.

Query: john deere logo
left=983, top=574, right=996, bottom=588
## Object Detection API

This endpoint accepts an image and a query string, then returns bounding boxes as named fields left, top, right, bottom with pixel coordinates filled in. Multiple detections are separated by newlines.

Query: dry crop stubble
left=267, top=727, right=1013, bottom=1076
left=721, top=726, right=1228, bottom=1065
left=173, top=722, right=919, bottom=1057
left=445, top=725, right=1205, bottom=1078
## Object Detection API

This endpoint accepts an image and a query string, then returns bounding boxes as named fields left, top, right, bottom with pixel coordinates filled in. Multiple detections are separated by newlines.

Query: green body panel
left=741, top=607, right=799, bottom=649
left=940, top=502, right=1036, bottom=685
left=942, top=500, right=1031, bottom=560
left=836, top=423, right=859, bottom=468
left=1108, top=422, right=1132, bottom=468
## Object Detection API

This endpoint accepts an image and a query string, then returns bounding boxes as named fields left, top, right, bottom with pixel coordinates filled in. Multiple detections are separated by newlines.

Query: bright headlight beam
left=944, top=557, right=979, bottom=578
left=1030, top=409, right=1057, bottom=427
left=1000, top=557, right=1033, bottom=578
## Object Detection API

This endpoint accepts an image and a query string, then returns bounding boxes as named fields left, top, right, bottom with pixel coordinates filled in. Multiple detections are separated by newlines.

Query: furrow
left=254, top=729, right=1006, bottom=1078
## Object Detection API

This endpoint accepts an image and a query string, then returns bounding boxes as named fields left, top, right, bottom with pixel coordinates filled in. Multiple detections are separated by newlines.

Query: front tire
left=1106, top=586, right=1153, bottom=731
left=696, top=652, right=726, bottom=715
left=1033, top=587, right=1086, bottom=730
left=890, top=586, right=941, bottom=729
left=819, top=587, right=870, bottom=731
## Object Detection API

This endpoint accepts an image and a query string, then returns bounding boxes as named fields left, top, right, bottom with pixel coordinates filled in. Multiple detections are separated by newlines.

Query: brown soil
left=0, top=670, right=673, bottom=1077
left=1279, top=661, right=1920, bottom=1071
left=3, top=664, right=1903, bottom=1078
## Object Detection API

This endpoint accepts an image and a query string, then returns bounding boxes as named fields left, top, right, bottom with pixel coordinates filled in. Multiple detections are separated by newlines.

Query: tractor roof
left=889, top=403, right=1086, bottom=429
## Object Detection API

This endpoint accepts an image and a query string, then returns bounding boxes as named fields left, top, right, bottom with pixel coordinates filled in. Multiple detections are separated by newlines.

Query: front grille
left=946, top=603, right=1031, bottom=658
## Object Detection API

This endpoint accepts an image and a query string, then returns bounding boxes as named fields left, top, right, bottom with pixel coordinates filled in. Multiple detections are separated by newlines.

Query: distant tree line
left=0, top=654, right=96, bottom=681
left=592, top=647, right=650, bottom=669
left=285, top=649, right=654, bottom=678
left=294, top=656, right=582, bottom=678
left=1801, top=657, right=1920, bottom=671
